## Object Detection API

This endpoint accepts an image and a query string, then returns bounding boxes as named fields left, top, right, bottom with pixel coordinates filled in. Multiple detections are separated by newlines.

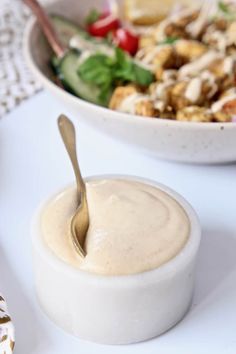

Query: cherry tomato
left=113, top=28, right=139, bottom=55
left=88, top=14, right=120, bottom=37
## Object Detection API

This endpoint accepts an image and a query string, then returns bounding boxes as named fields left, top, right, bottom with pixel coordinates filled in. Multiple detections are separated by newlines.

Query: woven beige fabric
left=0, top=0, right=45, bottom=118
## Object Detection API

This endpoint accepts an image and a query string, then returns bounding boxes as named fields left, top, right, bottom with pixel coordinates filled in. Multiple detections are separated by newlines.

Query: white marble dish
left=23, top=0, right=236, bottom=164
left=31, top=175, right=201, bottom=345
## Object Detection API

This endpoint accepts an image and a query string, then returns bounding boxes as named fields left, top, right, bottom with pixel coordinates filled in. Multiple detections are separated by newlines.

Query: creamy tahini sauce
left=154, top=18, right=172, bottom=42
left=200, top=70, right=218, bottom=98
left=185, top=77, right=202, bottom=103
left=204, top=24, right=236, bottom=54
left=179, top=51, right=223, bottom=78
left=154, top=100, right=165, bottom=112
left=226, top=23, right=236, bottom=47
left=186, top=2, right=214, bottom=38
left=118, top=93, right=150, bottom=114
left=42, top=180, right=190, bottom=276
left=152, top=81, right=174, bottom=101
left=211, top=90, right=236, bottom=112
left=154, top=7, right=197, bottom=42
left=184, top=71, right=218, bottom=103
left=213, top=31, right=228, bottom=53
left=162, top=69, right=177, bottom=81
left=223, top=57, right=235, bottom=75
left=135, top=44, right=171, bottom=71
left=70, top=35, right=114, bottom=57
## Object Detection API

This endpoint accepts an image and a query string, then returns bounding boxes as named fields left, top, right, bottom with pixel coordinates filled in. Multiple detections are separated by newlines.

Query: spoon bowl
left=71, top=195, right=89, bottom=257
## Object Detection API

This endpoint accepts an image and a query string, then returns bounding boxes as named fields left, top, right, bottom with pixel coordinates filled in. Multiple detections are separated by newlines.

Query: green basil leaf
left=98, top=82, right=113, bottom=105
left=133, top=63, right=154, bottom=86
left=115, top=47, right=126, bottom=63
left=77, top=47, right=154, bottom=106
left=114, top=47, right=154, bottom=85
left=78, top=56, right=111, bottom=84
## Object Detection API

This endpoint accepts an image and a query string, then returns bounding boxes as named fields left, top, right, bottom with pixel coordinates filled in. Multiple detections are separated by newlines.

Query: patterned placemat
left=0, top=0, right=46, bottom=118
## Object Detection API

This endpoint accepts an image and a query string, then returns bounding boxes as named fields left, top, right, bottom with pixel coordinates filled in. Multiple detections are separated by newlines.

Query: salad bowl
left=23, top=0, right=236, bottom=163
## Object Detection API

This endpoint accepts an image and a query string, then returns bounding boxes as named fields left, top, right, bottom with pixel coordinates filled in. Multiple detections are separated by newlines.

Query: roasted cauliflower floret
left=158, top=106, right=176, bottom=120
left=220, top=74, right=236, bottom=92
left=202, top=25, right=226, bottom=52
left=164, top=23, right=189, bottom=40
left=169, top=81, right=190, bottom=111
left=109, top=86, right=139, bottom=110
left=152, top=45, right=175, bottom=68
left=173, top=9, right=199, bottom=28
left=153, top=9, right=198, bottom=43
left=135, top=99, right=157, bottom=117
left=155, top=69, right=178, bottom=81
left=219, top=87, right=236, bottom=99
left=136, top=45, right=176, bottom=72
left=226, top=21, right=236, bottom=47
left=203, top=19, right=236, bottom=53
left=175, top=40, right=208, bottom=61
left=149, top=81, right=174, bottom=105
left=176, top=106, right=213, bottom=122
left=213, top=111, right=231, bottom=122
left=208, top=58, right=228, bottom=78
left=207, top=56, right=236, bottom=91
left=139, top=34, right=156, bottom=49
left=211, top=88, right=236, bottom=117
left=169, top=76, right=217, bottom=111
left=109, top=86, right=157, bottom=117
left=213, top=18, right=228, bottom=31
left=136, top=44, right=185, bottom=81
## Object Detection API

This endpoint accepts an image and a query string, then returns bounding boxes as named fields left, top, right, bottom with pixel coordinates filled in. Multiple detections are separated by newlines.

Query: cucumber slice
left=50, top=14, right=89, bottom=47
left=50, top=55, right=60, bottom=74
left=59, top=50, right=111, bottom=106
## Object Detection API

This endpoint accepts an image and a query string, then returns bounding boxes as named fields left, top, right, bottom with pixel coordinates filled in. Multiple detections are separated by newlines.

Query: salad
left=50, top=1, right=236, bottom=122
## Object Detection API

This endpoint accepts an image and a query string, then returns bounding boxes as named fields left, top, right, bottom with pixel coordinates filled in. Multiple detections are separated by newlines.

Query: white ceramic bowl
left=31, top=175, right=201, bottom=345
left=23, top=0, right=236, bottom=164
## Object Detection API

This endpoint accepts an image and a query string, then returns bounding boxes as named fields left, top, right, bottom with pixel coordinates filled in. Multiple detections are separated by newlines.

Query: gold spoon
left=23, top=0, right=65, bottom=57
left=58, top=115, right=89, bottom=258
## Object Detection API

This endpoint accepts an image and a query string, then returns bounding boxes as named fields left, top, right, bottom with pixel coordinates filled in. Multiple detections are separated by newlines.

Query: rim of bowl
left=23, top=17, right=236, bottom=130
left=31, top=174, right=201, bottom=287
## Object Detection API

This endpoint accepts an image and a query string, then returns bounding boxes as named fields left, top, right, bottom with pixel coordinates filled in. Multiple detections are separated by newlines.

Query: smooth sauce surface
left=42, top=179, right=190, bottom=275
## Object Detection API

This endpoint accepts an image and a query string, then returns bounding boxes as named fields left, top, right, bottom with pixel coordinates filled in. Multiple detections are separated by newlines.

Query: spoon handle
left=58, top=115, right=86, bottom=201
left=23, top=0, right=65, bottom=57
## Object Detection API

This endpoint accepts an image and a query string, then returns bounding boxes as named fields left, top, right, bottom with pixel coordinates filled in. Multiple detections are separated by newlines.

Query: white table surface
left=1, top=91, right=236, bottom=354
